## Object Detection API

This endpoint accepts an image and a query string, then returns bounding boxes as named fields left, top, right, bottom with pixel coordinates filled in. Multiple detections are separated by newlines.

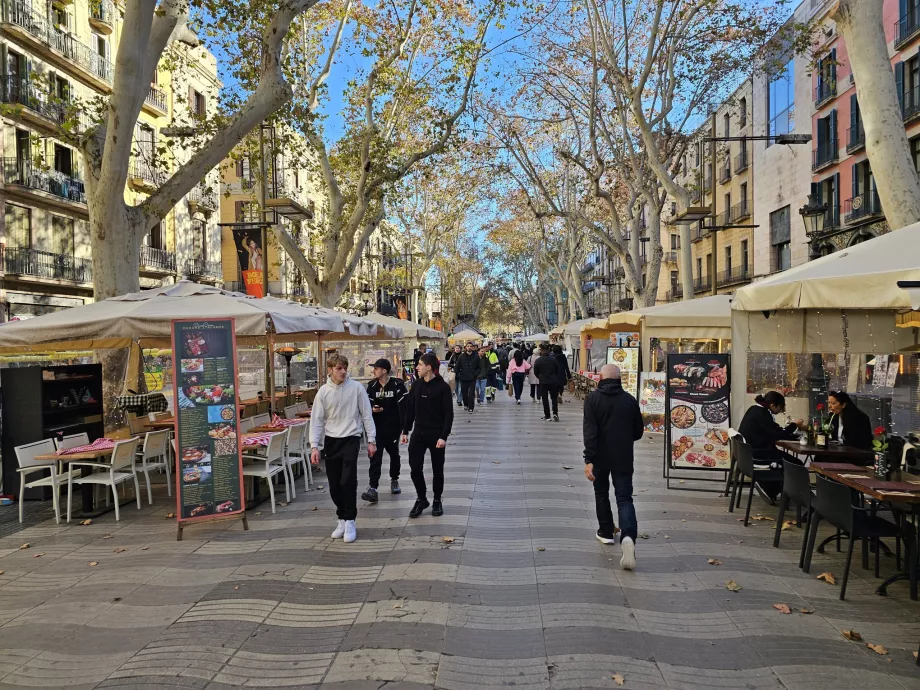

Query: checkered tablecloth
left=115, top=393, right=169, bottom=415
left=242, top=432, right=282, bottom=448
left=268, top=416, right=306, bottom=429
left=55, top=438, right=116, bottom=456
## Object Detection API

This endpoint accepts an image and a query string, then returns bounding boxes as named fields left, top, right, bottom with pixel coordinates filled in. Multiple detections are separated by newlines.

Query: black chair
left=729, top=438, right=783, bottom=527
left=723, top=431, right=742, bottom=498
left=773, top=460, right=814, bottom=568
left=803, top=475, right=902, bottom=600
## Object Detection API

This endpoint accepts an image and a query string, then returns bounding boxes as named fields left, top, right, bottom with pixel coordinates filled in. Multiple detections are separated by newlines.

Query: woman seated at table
left=827, top=391, right=873, bottom=451
left=738, top=391, right=807, bottom=501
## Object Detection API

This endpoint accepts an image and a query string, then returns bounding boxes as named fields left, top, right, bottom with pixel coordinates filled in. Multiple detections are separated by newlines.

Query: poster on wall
left=611, top=331, right=641, bottom=348
left=639, top=372, right=666, bottom=433
left=171, top=318, right=245, bottom=522
left=666, top=353, right=731, bottom=470
left=606, top=346, right=640, bottom=399
left=232, top=227, right=265, bottom=297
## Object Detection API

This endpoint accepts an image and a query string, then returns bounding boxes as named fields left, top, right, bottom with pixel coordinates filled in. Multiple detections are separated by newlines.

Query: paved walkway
left=1, top=392, right=920, bottom=688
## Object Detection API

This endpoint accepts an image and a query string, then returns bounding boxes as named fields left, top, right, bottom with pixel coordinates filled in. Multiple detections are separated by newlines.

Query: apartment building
left=0, top=0, right=222, bottom=319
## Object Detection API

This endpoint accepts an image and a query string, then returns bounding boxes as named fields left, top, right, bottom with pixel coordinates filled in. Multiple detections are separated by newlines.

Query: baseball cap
left=371, top=358, right=391, bottom=372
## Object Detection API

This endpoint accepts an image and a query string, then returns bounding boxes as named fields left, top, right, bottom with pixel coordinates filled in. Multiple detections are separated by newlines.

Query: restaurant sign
left=666, top=353, right=731, bottom=470
left=171, top=318, right=245, bottom=524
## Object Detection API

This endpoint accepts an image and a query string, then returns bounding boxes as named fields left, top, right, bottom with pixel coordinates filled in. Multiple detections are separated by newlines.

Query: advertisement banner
left=171, top=318, right=245, bottom=522
left=611, top=331, right=641, bottom=348
left=639, top=372, right=666, bottom=433
left=606, top=346, right=640, bottom=399
left=666, top=353, right=731, bottom=470
left=232, top=227, right=264, bottom=297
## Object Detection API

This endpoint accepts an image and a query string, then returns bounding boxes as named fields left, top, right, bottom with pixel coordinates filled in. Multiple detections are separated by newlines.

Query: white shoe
left=344, top=520, right=357, bottom=543
left=331, top=519, right=346, bottom=539
left=620, top=537, right=636, bottom=571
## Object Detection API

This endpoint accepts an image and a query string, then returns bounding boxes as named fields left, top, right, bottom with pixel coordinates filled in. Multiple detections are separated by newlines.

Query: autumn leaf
left=311, top=506, right=318, bottom=511
left=492, top=460, right=500, bottom=464
left=442, top=537, right=455, bottom=543
left=254, top=512, right=262, bottom=516
left=817, top=572, right=836, bottom=585
left=278, top=501, right=290, bottom=507
left=772, top=603, right=791, bottom=614
left=913, top=651, right=918, bottom=659
left=611, top=673, right=625, bottom=686
left=781, top=520, right=796, bottom=531
left=140, top=546, right=149, bottom=551
left=33, top=553, right=44, bottom=558
left=725, top=580, right=742, bottom=592
left=18, top=543, right=29, bottom=550
left=537, top=547, right=546, bottom=552
left=113, top=547, right=127, bottom=553
left=751, top=515, right=774, bottom=521
left=392, top=602, right=403, bottom=609
left=87, top=561, right=98, bottom=567
left=842, top=630, right=862, bottom=641
left=707, top=558, right=722, bottom=566
left=165, top=513, right=175, bottom=519
left=79, top=519, right=92, bottom=526
left=867, top=643, right=888, bottom=655
left=638, top=533, right=649, bottom=539
left=233, top=585, right=240, bottom=590
left=562, top=465, right=574, bottom=470
left=0, top=570, right=4, bottom=575
left=800, top=607, right=815, bottom=614
left=102, top=535, right=113, bottom=539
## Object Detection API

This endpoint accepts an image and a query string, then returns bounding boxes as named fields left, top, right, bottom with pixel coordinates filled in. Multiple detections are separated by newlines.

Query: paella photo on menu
left=666, top=353, right=731, bottom=470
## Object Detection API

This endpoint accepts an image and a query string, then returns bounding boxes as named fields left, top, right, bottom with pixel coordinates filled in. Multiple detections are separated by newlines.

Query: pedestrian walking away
left=477, top=346, right=490, bottom=405
left=506, top=349, right=532, bottom=404
left=455, top=342, right=480, bottom=412
left=362, top=358, right=407, bottom=503
left=310, top=354, right=377, bottom=544
left=402, top=353, right=454, bottom=519
left=526, top=349, right=539, bottom=403
left=583, top=364, right=644, bottom=570
left=553, top=344, right=572, bottom=405
left=447, top=344, right=463, bottom=407
left=533, top=347, right=561, bottom=421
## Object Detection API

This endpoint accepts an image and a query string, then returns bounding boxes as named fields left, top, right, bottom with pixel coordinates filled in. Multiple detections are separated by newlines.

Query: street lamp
left=799, top=191, right=828, bottom=261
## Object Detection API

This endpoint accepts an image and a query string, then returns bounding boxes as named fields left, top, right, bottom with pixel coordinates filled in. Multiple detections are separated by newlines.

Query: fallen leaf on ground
left=773, top=603, right=791, bottom=614
left=781, top=520, right=796, bottom=531
left=0, top=570, right=4, bottom=575
left=33, top=553, right=44, bottom=558
left=638, top=533, right=649, bottom=539
left=113, top=597, right=121, bottom=602
left=392, top=602, right=403, bottom=609
left=800, top=607, right=815, bottom=614
left=102, top=535, right=113, bottom=539
left=751, top=515, right=774, bottom=521
left=537, top=547, right=545, bottom=552
left=913, top=651, right=918, bottom=659
left=817, top=572, right=836, bottom=585
left=140, top=546, right=149, bottom=551
left=316, top=485, right=324, bottom=489
left=311, top=506, right=318, bottom=511
left=165, top=513, right=175, bottom=519
left=725, top=580, right=742, bottom=592
left=278, top=502, right=290, bottom=507
left=562, top=465, right=574, bottom=470
left=87, top=561, right=98, bottom=567
left=79, top=519, right=92, bottom=526
left=867, top=643, right=888, bottom=655
left=707, top=559, right=722, bottom=566
left=492, top=460, right=500, bottom=464
left=611, top=673, right=625, bottom=686
left=679, top=480, right=685, bottom=484
left=114, top=547, right=127, bottom=553
left=442, top=537, right=455, bottom=543
left=254, top=512, right=262, bottom=516
left=664, top=535, right=670, bottom=539
left=233, top=585, right=240, bottom=590
left=19, top=543, right=29, bottom=550
left=842, top=630, right=862, bottom=641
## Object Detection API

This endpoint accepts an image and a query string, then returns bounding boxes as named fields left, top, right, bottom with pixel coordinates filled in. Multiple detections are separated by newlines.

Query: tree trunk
left=678, top=225, right=693, bottom=300
left=835, top=0, right=920, bottom=229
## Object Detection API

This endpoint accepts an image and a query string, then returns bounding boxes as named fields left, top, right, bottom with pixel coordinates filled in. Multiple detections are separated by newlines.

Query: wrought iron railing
left=814, top=80, right=836, bottom=108
left=731, top=198, right=751, bottom=221
left=811, top=141, right=838, bottom=171
left=846, top=122, right=865, bottom=153
left=734, top=149, right=749, bottom=173
left=693, top=276, right=712, bottom=293
left=139, top=245, right=176, bottom=272
left=185, top=258, right=222, bottom=279
left=89, top=0, right=115, bottom=28
left=843, top=191, right=882, bottom=224
left=716, top=266, right=752, bottom=287
left=145, top=85, right=167, bottom=112
left=3, top=246, right=92, bottom=282
left=3, top=157, right=85, bottom=203
left=895, top=4, right=920, bottom=49
left=188, top=183, right=217, bottom=210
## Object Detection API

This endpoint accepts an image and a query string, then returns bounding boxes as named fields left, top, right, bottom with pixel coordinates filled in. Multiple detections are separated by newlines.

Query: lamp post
left=799, top=191, right=829, bottom=261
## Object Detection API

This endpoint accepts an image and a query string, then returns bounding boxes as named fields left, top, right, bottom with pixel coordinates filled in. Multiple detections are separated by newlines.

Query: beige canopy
left=363, top=312, right=443, bottom=340
left=450, top=329, right=483, bottom=342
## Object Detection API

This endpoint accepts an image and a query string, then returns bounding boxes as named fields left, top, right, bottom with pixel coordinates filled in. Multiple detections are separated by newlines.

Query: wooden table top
left=35, top=448, right=113, bottom=462
left=144, top=419, right=176, bottom=430
left=812, top=463, right=920, bottom=504
left=249, top=422, right=307, bottom=433
left=777, top=440, right=875, bottom=462
left=295, top=411, right=312, bottom=418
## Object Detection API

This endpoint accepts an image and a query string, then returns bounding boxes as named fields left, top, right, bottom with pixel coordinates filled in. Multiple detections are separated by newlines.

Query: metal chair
left=241, top=430, right=290, bottom=514
left=239, top=417, right=255, bottom=434
left=283, top=404, right=299, bottom=419
left=55, top=433, right=90, bottom=451
left=255, top=400, right=271, bottom=416
left=15, top=439, right=76, bottom=525
left=773, top=460, right=815, bottom=568
left=729, top=438, right=783, bottom=526
left=283, top=422, right=312, bottom=494
left=134, top=430, right=172, bottom=505
left=250, top=413, right=270, bottom=428
left=67, top=438, right=142, bottom=522
left=126, top=414, right=148, bottom=437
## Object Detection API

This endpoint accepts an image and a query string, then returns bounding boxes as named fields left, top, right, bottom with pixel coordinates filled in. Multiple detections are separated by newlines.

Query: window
left=670, top=233, right=679, bottom=250
left=8, top=50, right=24, bottom=86
left=739, top=97, right=747, bottom=127
left=51, top=216, right=74, bottom=257
left=193, top=220, right=207, bottom=261
left=776, top=242, right=791, bottom=271
left=136, top=125, right=155, bottom=164
left=54, top=74, right=69, bottom=102
left=51, top=3, right=69, bottom=29
left=911, top=135, right=920, bottom=171
left=723, top=113, right=730, bottom=138
left=706, top=253, right=712, bottom=278
left=740, top=182, right=748, bottom=203
left=5, top=205, right=31, bottom=249
left=768, top=59, right=795, bottom=141
left=770, top=206, right=791, bottom=272
left=15, top=128, right=29, bottom=163
left=190, top=89, right=206, bottom=118
left=53, top=144, right=72, bottom=177
left=696, top=257, right=702, bottom=280
left=814, top=174, right=840, bottom=227
left=741, top=239, right=749, bottom=275
left=724, top=246, right=732, bottom=277
left=145, top=223, right=163, bottom=250
left=234, top=201, right=259, bottom=222
left=670, top=271, right=679, bottom=290
left=724, top=192, right=731, bottom=215
left=815, top=49, right=837, bottom=101
left=814, top=109, right=838, bottom=164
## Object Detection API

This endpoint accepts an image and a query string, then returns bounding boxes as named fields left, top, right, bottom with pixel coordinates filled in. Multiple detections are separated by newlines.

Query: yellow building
left=0, top=0, right=222, bottom=318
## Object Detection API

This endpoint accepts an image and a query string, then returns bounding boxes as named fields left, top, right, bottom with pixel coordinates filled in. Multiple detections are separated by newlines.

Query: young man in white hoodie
left=310, top=353, right=377, bottom=543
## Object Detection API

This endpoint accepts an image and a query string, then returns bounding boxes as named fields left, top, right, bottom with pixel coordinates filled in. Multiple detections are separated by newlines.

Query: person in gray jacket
left=310, top=353, right=377, bottom=544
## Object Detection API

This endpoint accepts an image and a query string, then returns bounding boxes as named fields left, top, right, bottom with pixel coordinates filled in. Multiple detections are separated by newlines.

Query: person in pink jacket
left=505, top=350, right=532, bottom=404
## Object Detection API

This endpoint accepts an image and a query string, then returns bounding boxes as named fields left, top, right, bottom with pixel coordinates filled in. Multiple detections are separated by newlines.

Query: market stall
left=579, top=315, right=641, bottom=375
left=449, top=329, right=484, bottom=345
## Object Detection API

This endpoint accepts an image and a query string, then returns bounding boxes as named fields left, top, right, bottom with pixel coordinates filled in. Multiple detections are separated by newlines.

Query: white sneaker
left=620, top=537, right=636, bottom=571
left=331, top=519, right=346, bottom=539
left=344, top=520, right=357, bottom=543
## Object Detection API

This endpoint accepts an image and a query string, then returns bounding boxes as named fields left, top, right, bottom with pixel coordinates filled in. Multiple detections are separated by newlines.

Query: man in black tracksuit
left=583, top=364, right=644, bottom=571
left=401, top=352, right=454, bottom=518
left=533, top=347, right=562, bottom=421
left=362, top=358, right=407, bottom=503
left=454, top=342, right=481, bottom=412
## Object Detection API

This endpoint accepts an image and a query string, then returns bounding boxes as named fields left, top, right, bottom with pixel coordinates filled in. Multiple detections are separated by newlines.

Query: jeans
left=408, top=431, right=446, bottom=501
left=593, top=467, right=637, bottom=541
left=460, top=379, right=477, bottom=410
left=454, top=379, right=464, bottom=404
left=539, top=384, right=558, bottom=418
left=476, top=379, right=487, bottom=403
left=324, top=436, right=360, bottom=521
left=530, top=384, right=537, bottom=399
left=368, top=434, right=400, bottom=488
left=511, top=372, right=526, bottom=400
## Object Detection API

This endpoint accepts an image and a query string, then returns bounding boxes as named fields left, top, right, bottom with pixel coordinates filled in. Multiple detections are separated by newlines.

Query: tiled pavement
left=1, top=393, right=920, bottom=688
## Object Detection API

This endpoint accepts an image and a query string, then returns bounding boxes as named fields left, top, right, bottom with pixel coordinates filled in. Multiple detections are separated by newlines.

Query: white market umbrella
left=364, top=312, right=442, bottom=340
left=451, top=329, right=483, bottom=342
left=526, top=333, right=550, bottom=341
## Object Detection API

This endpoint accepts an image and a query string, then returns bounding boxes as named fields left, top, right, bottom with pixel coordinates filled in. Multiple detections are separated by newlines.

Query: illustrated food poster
left=171, top=319, right=245, bottom=521
left=639, top=372, right=666, bottom=433
left=606, top=346, right=640, bottom=399
left=666, top=353, right=731, bottom=470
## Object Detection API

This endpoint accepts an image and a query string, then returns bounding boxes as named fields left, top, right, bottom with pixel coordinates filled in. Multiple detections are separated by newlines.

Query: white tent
left=363, top=312, right=443, bottom=340
left=730, top=226, right=920, bottom=424
left=450, top=329, right=484, bottom=343
left=526, top=333, right=550, bottom=342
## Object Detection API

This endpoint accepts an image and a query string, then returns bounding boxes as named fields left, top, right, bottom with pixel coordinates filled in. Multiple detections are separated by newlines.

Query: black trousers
left=530, top=384, right=538, bottom=399
left=368, top=434, right=400, bottom=487
left=324, top=435, right=360, bottom=520
left=539, top=384, right=558, bottom=418
left=408, top=431, right=446, bottom=501
left=460, top=379, right=477, bottom=410
left=592, top=467, right=637, bottom=541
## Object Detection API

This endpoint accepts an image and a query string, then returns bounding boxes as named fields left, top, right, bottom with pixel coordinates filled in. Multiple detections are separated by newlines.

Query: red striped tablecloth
left=55, top=438, right=116, bottom=456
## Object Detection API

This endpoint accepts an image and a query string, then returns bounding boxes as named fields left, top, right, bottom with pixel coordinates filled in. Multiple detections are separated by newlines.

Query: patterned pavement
left=1, top=392, right=920, bottom=688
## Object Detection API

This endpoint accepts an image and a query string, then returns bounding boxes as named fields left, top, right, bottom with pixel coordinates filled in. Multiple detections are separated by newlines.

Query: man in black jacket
left=447, top=344, right=463, bottom=407
left=553, top=344, right=572, bottom=405
left=583, top=364, right=644, bottom=570
left=363, top=359, right=407, bottom=503
left=454, top=342, right=480, bottom=412
left=402, top=353, right=454, bottom=518
left=533, top=347, right=561, bottom=421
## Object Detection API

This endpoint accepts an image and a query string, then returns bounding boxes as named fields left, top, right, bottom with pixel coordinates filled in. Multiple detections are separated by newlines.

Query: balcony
left=185, top=258, right=222, bottom=281
left=666, top=287, right=683, bottom=301
left=895, top=7, right=920, bottom=49
left=703, top=175, right=712, bottom=193
left=89, top=0, right=115, bottom=34
left=814, top=80, right=836, bottom=108
left=2, top=1, right=113, bottom=91
left=846, top=122, right=865, bottom=153
left=139, top=245, right=176, bottom=274
left=267, top=171, right=314, bottom=221
left=582, top=280, right=599, bottom=294
left=716, top=266, right=752, bottom=288
left=717, top=208, right=732, bottom=227
left=0, top=75, right=82, bottom=131
left=581, top=256, right=598, bottom=274
left=822, top=205, right=841, bottom=232
left=188, top=184, right=217, bottom=212
left=734, top=149, right=749, bottom=173
left=691, top=226, right=709, bottom=242
left=143, top=84, right=167, bottom=116
left=843, top=191, right=883, bottom=224
left=129, top=159, right=166, bottom=190
left=663, top=251, right=678, bottom=263
left=718, top=163, right=731, bottom=185
left=3, top=246, right=92, bottom=283
left=3, top=157, right=85, bottom=204
left=904, top=86, right=920, bottom=123
left=690, top=188, right=701, bottom=204
left=811, top=141, right=838, bottom=172
left=693, top=276, right=712, bottom=293
left=731, top=198, right=752, bottom=221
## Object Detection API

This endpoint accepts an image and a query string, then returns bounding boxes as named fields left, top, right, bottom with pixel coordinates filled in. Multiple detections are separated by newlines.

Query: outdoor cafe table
left=239, top=431, right=289, bottom=509
left=34, top=444, right=116, bottom=517
left=812, top=462, right=920, bottom=600
left=295, top=410, right=312, bottom=418
left=776, top=440, right=875, bottom=465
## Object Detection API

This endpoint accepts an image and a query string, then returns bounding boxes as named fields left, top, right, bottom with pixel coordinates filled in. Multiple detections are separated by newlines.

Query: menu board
left=666, top=353, right=731, bottom=470
left=606, top=346, right=640, bottom=399
left=171, top=319, right=244, bottom=522
left=611, top=331, right=641, bottom=348
left=639, top=372, right=666, bottom=433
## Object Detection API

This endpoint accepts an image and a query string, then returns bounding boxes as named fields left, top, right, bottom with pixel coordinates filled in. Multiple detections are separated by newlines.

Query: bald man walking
left=583, top=364, right=644, bottom=570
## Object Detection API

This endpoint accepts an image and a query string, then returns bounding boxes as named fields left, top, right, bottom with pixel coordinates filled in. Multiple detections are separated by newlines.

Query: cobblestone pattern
left=1, top=394, right=920, bottom=688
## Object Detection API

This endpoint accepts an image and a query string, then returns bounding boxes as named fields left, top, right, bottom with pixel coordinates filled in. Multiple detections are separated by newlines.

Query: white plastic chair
left=296, top=402, right=308, bottom=414
left=239, top=417, right=255, bottom=434
left=15, top=439, right=76, bottom=525
left=55, top=433, right=89, bottom=451
left=250, top=413, right=270, bottom=428
left=283, top=404, right=299, bottom=419
left=242, top=430, right=289, bottom=514
left=284, top=422, right=313, bottom=492
left=67, top=438, right=142, bottom=522
left=126, top=414, right=148, bottom=437
left=135, top=430, right=172, bottom=505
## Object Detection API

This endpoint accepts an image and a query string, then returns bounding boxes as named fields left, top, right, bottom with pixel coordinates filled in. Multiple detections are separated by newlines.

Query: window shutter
left=235, top=159, right=243, bottom=177
left=829, top=109, right=837, bottom=148
left=850, top=93, right=858, bottom=130
left=851, top=162, right=858, bottom=200
left=832, top=172, right=840, bottom=222
left=896, top=61, right=905, bottom=112
left=830, top=48, right=837, bottom=85
left=235, top=201, right=243, bottom=222
left=189, top=86, right=194, bottom=113
left=817, top=57, right=824, bottom=90
left=811, top=181, right=820, bottom=204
